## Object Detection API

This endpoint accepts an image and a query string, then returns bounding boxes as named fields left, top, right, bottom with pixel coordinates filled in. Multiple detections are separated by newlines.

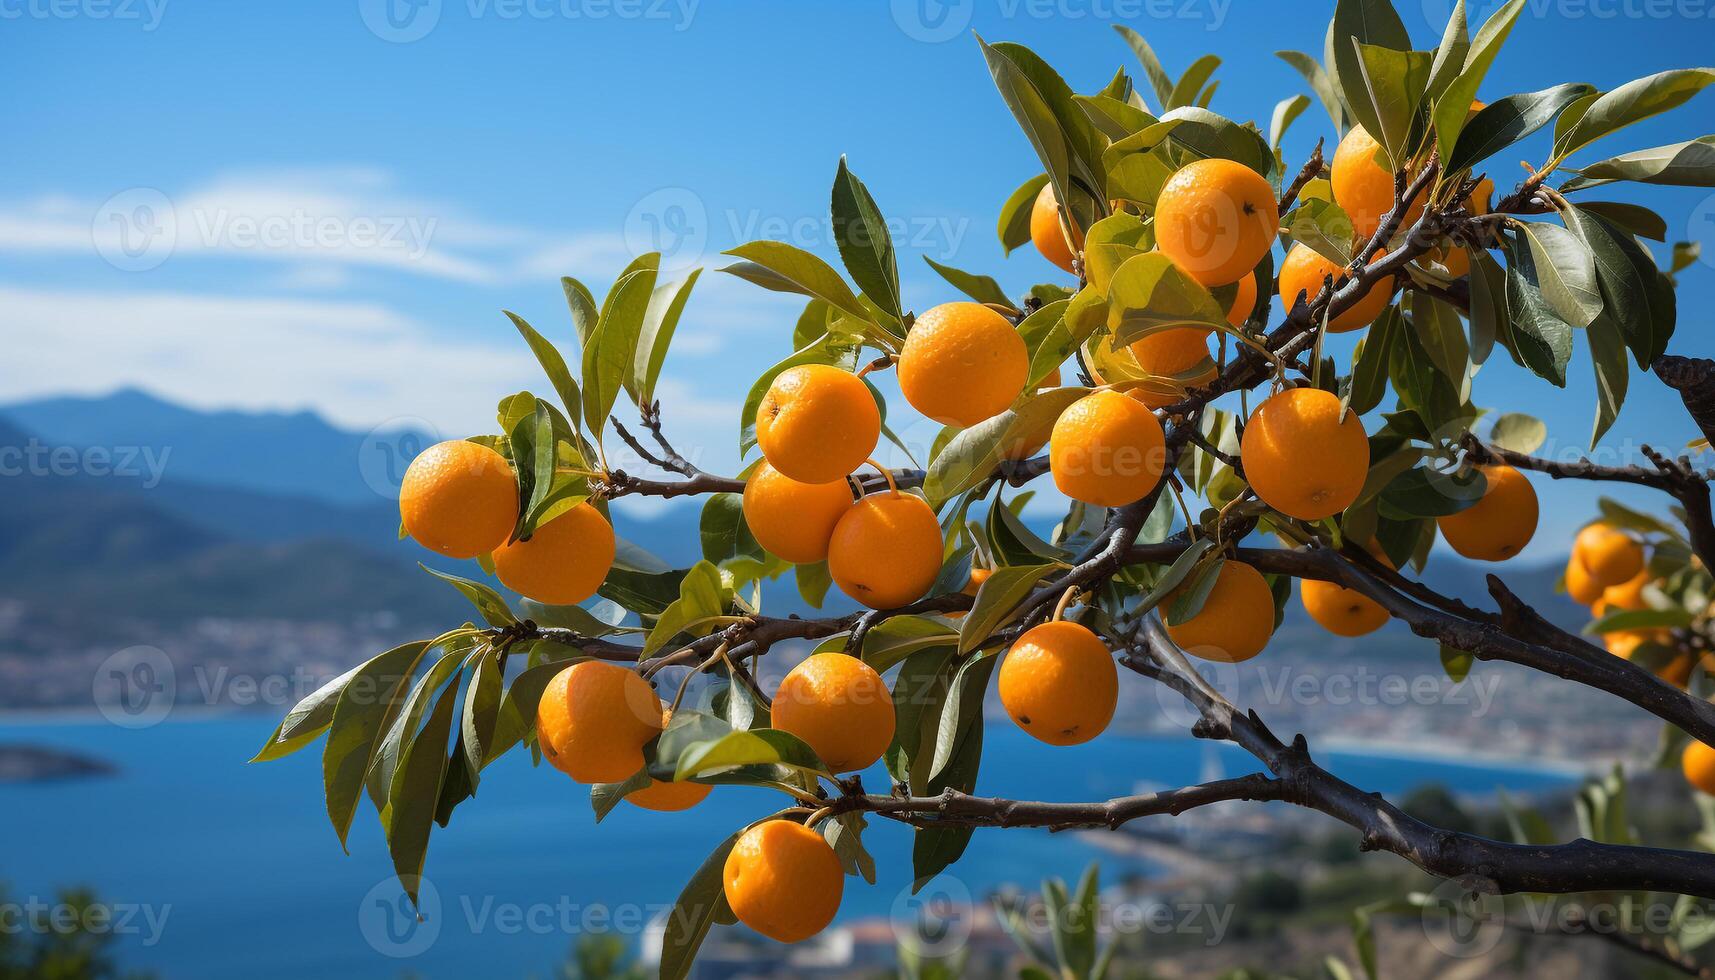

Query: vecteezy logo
left=624, top=188, right=708, bottom=271
left=358, top=0, right=442, bottom=43
left=358, top=417, right=440, bottom=498
left=891, top=0, right=975, bottom=43
left=1419, top=875, right=1506, bottom=959
left=358, top=876, right=442, bottom=958
left=94, top=646, right=176, bottom=729
left=891, top=875, right=974, bottom=958
left=93, top=188, right=177, bottom=272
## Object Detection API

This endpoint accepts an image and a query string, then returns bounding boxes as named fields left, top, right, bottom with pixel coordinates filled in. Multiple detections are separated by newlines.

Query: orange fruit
left=899, top=302, right=1029, bottom=427
left=1129, top=328, right=1214, bottom=377
left=1240, top=387, right=1369, bottom=521
left=1686, top=740, right=1715, bottom=796
left=948, top=567, right=990, bottom=619
left=1564, top=554, right=1605, bottom=605
left=741, top=461, right=854, bottom=564
left=1467, top=176, right=1495, bottom=216
left=1277, top=245, right=1392, bottom=333
left=399, top=440, right=518, bottom=559
left=1164, top=560, right=1276, bottom=663
left=1416, top=240, right=1471, bottom=279
left=1029, top=182, right=1083, bottom=275
left=536, top=661, right=663, bottom=783
left=723, top=820, right=843, bottom=943
left=827, top=491, right=943, bottom=609
left=1573, top=523, right=1645, bottom=587
left=1049, top=389, right=1167, bottom=507
left=999, top=620, right=1117, bottom=746
left=1331, top=126, right=1427, bottom=241
left=1602, top=567, right=1654, bottom=612
left=1224, top=270, right=1259, bottom=327
left=756, top=364, right=880, bottom=484
left=626, top=778, right=712, bottom=812
left=1301, top=575, right=1389, bottom=637
left=771, top=652, right=895, bottom=772
left=1436, top=465, right=1538, bottom=562
left=1154, top=159, right=1279, bottom=286
left=492, top=501, right=615, bottom=605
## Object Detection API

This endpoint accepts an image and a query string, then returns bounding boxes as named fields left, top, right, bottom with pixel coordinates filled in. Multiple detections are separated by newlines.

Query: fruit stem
left=854, top=353, right=897, bottom=380
left=1051, top=585, right=1080, bottom=623
left=803, top=805, right=835, bottom=829
left=865, top=458, right=899, bottom=496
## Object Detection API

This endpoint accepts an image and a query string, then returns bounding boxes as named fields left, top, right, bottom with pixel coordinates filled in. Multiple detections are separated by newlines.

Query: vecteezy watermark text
left=0, top=439, right=171, bottom=489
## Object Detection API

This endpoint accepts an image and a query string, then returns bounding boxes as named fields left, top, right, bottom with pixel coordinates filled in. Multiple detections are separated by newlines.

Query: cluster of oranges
left=1561, top=523, right=1689, bottom=681
left=389, top=134, right=1565, bottom=946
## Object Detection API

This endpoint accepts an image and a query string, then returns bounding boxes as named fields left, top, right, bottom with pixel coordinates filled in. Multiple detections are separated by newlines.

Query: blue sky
left=3, top=0, right=1713, bottom=556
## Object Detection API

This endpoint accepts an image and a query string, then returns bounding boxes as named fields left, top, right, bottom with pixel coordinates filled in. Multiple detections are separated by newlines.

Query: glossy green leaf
left=1113, top=25, right=1174, bottom=110
left=1329, top=0, right=1412, bottom=149
left=673, top=727, right=830, bottom=780
left=643, top=560, right=729, bottom=657
left=505, top=311, right=582, bottom=433
left=958, top=563, right=1054, bottom=654
left=832, top=157, right=901, bottom=322
left=1517, top=221, right=1603, bottom=328
left=419, top=565, right=517, bottom=627
left=1349, top=41, right=1433, bottom=170
left=658, top=830, right=741, bottom=980
left=582, top=261, right=658, bottom=440
left=924, top=387, right=1089, bottom=508
left=1167, top=54, right=1220, bottom=112
left=998, top=173, right=1052, bottom=254
left=1555, top=67, right=1715, bottom=158
left=1432, top=0, right=1525, bottom=170
left=1276, top=50, right=1346, bottom=133
left=1269, top=93, right=1311, bottom=151
left=1105, top=251, right=1227, bottom=347
left=1447, top=82, right=1596, bottom=174
left=1564, top=135, right=1715, bottom=191
left=721, top=240, right=869, bottom=323
left=321, top=642, right=430, bottom=848
left=923, top=256, right=1014, bottom=309
left=385, top=674, right=460, bottom=906
left=1488, top=412, right=1546, bottom=454
left=633, top=269, right=702, bottom=408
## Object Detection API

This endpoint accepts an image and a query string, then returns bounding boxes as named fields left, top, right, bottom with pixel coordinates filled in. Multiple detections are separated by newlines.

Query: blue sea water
left=0, top=716, right=1578, bottom=979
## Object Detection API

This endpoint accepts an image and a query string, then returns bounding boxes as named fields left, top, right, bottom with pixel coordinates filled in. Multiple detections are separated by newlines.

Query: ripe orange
left=1602, top=567, right=1654, bottom=612
left=536, top=661, right=663, bottom=783
left=1029, top=182, right=1083, bottom=275
left=899, top=302, right=1029, bottom=427
left=1300, top=576, right=1389, bottom=637
left=1436, top=465, right=1538, bottom=562
left=492, top=501, right=615, bottom=605
left=1573, top=523, right=1645, bottom=587
left=756, top=364, right=880, bottom=483
left=741, top=461, right=854, bottom=564
left=827, top=491, right=943, bottom=609
left=723, top=820, right=843, bottom=943
left=1164, top=560, right=1276, bottom=663
left=1049, top=389, right=1167, bottom=507
left=1686, top=740, right=1715, bottom=796
left=948, top=566, right=992, bottom=618
left=1224, top=270, right=1259, bottom=327
left=1564, top=554, right=1605, bottom=605
left=1467, top=176, right=1495, bottom=216
left=626, top=778, right=712, bottom=812
left=771, top=652, right=895, bottom=772
left=1417, top=240, right=1471, bottom=280
left=399, top=440, right=518, bottom=559
left=1277, top=245, right=1392, bottom=332
left=1155, top=159, right=1279, bottom=286
left=1331, top=126, right=1427, bottom=241
left=1240, top=387, right=1369, bottom=521
left=998, top=620, right=1117, bottom=746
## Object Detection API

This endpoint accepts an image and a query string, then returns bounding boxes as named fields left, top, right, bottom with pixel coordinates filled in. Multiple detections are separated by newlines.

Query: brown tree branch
left=838, top=773, right=1283, bottom=830
left=1656, top=355, right=1715, bottom=446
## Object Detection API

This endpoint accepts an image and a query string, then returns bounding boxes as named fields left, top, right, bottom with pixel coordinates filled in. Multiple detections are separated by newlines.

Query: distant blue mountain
left=0, top=387, right=431, bottom=507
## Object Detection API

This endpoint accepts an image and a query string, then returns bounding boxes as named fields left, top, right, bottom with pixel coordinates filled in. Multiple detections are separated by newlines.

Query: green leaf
left=1576, top=200, right=1667, bottom=242
left=1517, top=221, right=1603, bottom=328
left=1269, top=94, right=1311, bottom=151
left=1439, top=644, right=1474, bottom=683
left=1167, top=54, right=1220, bottom=112
left=1284, top=197, right=1357, bottom=267
left=419, top=565, right=516, bottom=627
left=633, top=270, right=702, bottom=408
left=367, top=640, right=474, bottom=812
left=998, top=173, right=1052, bottom=255
left=699, top=492, right=749, bottom=564
left=721, top=240, right=870, bottom=324
left=1329, top=0, right=1412, bottom=149
left=1586, top=607, right=1694, bottom=635
left=1502, top=233, right=1576, bottom=385
left=1113, top=25, right=1174, bottom=110
left=1412, top=290, right=1470, bottom=398
left=823, top=811, right=877, bottom=885
left=658, top=831, right=742, bottom=980
left=1159, top=106, right=1274, bottom=177
left=385, top=673, right=460, bottom=906
left=1349, top=41, right=1433, bottom=170
left=924, top=387, right=1090, bottom=508
left=1447, top=82, right=1596, bottom=174
left=1276, top=50, right=1346, bottom=133
left=1348, top=304, right=1400, bottom=415
left=1378, top=466, right=1486, bottom=519
left=831, top=157, right=902, bottom=322
left=886, top=647, right=955, bottom=790
left=673, top=727, right=831, bottom=780
left=321, top=641, right=430, bottom=848
left=643, top=561, right=729, bottom=657
left=1105, top=251, right=1226, bottom=348
left=929, top=652, right=998, bottom=782
left=599, top=565, right=688, bottom=617
left=590, top=768, right=653, bottom=822
left=505, top=311, right=582, bottom=433
left=1431, top=0, right=1525, bottom=170
left=1555, top=67, right=1715, bottom=159
left=1566, top=206, right=1666, bottom=368
left=1467, top=246, right=1508, bottom=365
left=923, top=256, right=1014, bottom=309
left=1165, top=556, right=1225, bottom=626
left=1489, top=412, right=1546, bottom=454
left=461, top=648, right=502, bottom=780
left=1424, top=0, right=1468, bottom=105
left=1137, top=538, right=1216, bottom=615
left=958, top=564, right=1055, bottom=654
left=795, top=560, right=833, bottom=609
left=1026, top=291, right=1102, bottom=390
left=582, top=262, right=659, bottom=441
left=863, top=616, right=960, bottom=673
left=562, top=276, right=599, bottom=347
left=978, top=37, right=1109, bottom=236
left=1564, top=135, right=1715, bottom=190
